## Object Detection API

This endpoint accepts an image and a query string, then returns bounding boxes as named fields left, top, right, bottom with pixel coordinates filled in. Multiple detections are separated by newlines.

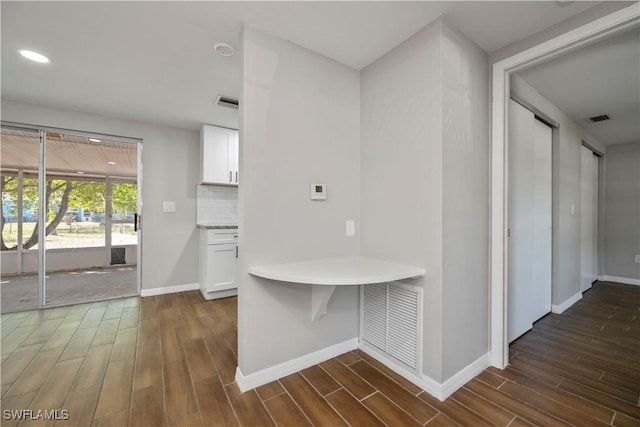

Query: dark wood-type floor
left=1, top=281, right=638, bottom=426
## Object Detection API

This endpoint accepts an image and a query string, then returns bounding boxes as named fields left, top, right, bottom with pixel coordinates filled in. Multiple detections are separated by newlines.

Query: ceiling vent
left=589, top=114, right=610, bottom=123
left=216, top=96, right=239, bottom=110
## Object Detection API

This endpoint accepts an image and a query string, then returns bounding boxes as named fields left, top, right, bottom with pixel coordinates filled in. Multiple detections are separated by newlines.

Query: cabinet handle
left=229, top=171, right=232, bottom=183
left=235, top=171, right=238, bottom=183
left=236, top=246, right=238, bottom=258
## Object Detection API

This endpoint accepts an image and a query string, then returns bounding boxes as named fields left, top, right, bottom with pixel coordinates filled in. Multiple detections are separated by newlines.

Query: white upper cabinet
left=201, top=124, right=239, bottom=185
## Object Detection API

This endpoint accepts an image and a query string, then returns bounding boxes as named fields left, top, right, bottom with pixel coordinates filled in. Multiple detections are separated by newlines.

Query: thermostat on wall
left=310, top=184, right=326, bottom=200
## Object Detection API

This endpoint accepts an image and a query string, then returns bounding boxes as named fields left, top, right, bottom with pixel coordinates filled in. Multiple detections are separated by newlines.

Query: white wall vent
left=360, top=282, right=423, bottom=374
left=216, top=95, right=239, bottom=109
left=588, top=114, right=610, bottom=123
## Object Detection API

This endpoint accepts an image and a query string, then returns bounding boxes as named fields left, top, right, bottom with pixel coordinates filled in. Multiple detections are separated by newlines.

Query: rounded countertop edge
left=248, top=256, right=425, bottom=286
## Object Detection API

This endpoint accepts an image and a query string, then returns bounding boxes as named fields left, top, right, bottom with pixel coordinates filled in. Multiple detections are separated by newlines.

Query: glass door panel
left=1, top=127, right=40, bottom=312
left=2, top=126, right=140, bottom=311
left=44, top=134, right=138, bottom=306
left=106, top=168, right=138, bottom=297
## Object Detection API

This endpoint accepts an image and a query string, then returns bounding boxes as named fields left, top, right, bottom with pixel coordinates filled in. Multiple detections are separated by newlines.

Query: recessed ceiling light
left=107, top=161, right=116, bottom=165
left=18, top=49, right=50, bottom=64
left=89, top=138, right=102, bottom=143
left=214, top=42, right=234, bottom=57
left=76, top=171, right=84, bottom=174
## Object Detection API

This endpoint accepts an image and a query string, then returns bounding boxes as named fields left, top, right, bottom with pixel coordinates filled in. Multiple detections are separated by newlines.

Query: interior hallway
left=0, top=281, right=638, bottom=426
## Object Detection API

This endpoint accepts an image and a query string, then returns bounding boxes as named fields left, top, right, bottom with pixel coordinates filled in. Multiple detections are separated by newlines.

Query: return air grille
left=361, top=282, right=422, bottom=373
left=216, top=96, right=239, bottom=109
left=589, top=114, right=610, bottom=123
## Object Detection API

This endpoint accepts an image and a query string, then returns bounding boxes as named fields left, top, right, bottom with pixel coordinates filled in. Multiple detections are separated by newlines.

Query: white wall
left=361, top=18, right=490, bottom=384
left=604, top=141, right=640, bottom=281
left=1, top=245, right=136, bottom=275
left=510, top=75, right=606, bottom=305
left=441, top=22, right=490, bottom=380
left=361, top=18, right=444, bottom=381
left=1, top=99, right=201, bottom=291
left=239, top=27, right=361, bottom=375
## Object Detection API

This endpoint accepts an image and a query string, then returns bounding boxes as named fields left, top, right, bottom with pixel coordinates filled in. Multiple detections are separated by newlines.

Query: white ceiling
left=517, top=27, right=640, bottom=146
left=1, top=1, right=607, bottom=132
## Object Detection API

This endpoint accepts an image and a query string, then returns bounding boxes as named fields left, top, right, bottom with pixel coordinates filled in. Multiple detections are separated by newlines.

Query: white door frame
left=490, top=4, right=640, bottom=369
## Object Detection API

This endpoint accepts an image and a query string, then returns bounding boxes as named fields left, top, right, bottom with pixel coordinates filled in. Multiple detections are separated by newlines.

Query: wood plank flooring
left=1, top=281, right=638, bottom=426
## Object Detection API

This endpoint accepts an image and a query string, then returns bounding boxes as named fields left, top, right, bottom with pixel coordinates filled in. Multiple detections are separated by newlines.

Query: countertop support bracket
left=311, top=285, right=336, bottom=322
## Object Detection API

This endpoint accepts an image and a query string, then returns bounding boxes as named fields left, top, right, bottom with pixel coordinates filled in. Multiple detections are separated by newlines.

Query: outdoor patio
left=0, top=266, right=137, bottom=312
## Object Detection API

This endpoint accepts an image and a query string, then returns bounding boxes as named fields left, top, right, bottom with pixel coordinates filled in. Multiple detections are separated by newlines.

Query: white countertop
left=248, top=255, right=425, bottom=286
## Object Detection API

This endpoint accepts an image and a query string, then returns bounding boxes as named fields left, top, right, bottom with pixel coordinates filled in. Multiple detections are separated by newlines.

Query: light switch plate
left=635, top=254, right=640, bottom=264
left=346, top=220, right=355, bottom=237
left=163, top=201, right=176, bottom=213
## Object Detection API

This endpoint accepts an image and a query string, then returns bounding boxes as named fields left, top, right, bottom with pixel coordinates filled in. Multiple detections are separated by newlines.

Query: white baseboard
left=599, top=275, right=640, bottom=286
left=551, top=291, right=582, bottom=314
left=200, top=288, right=237, bottom=300
left=439, top=352, right=490, bottom=400
left=140, top=282, right=199, bottom=297
left=235, top=337, right=358, bottom=392
left=420, top=352, right=490, bottom=401
left=359, top=343, right=489, bottom=402
left=358, top=343, right=425, bottom=391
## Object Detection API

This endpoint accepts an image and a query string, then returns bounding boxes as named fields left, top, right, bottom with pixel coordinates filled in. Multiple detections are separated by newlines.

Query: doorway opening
left=490, top=4, right=639, bottom=368
left=1, top=124, right=142, bottom=312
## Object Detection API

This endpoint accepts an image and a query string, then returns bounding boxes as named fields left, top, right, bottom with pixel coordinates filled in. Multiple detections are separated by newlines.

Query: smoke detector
left=214, top=42, right=234, bottom=57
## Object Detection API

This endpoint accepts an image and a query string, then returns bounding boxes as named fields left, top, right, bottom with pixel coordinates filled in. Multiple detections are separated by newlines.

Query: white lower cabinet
left=199, top=229, right=238, bottom=300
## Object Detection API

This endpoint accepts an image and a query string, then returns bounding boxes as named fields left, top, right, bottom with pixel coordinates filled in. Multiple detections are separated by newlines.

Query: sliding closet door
left=508, top=99, right=552, bottom=343
left=581, top=146, right=599, bottom=291
left=508, top=99, right=535, bottom=343
left=531, top=120, right=552, bottom=321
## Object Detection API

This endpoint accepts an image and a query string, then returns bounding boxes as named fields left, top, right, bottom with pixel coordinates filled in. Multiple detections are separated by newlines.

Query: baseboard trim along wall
left=420, top=353, right=490, bottom=401
left=438, top=352, right=491, bottom=400
left=358, top=343, right=425, bottom=391
left=598, top=275, right=640, bottom=286
left=359, top=343, right=489, bottom=402
left=140, top=282, right=199, bottom=297
left=235, top=337, right=359, bottom=392
left=552, top=291, right=582, bottom=314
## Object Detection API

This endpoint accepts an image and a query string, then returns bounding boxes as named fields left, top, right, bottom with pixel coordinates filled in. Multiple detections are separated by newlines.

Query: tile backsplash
left=197, top=185, right=238, bottom=224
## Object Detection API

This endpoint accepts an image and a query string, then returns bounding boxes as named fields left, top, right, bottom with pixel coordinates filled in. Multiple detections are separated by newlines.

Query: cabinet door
left=206, top=243, right=237, bottom=292
left=231, top=130, right=239, bottom=184
left=201, top=124, right=234, bottom=184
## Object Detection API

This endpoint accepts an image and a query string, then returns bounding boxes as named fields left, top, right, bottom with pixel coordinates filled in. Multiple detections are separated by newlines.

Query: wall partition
left=0, top=123, right=142, bottom=312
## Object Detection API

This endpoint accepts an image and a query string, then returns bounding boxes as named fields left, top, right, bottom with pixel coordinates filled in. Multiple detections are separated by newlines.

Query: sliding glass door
left=1, top=126, right=41, bottom=311
left=0, top=124, right=141, bottom=312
